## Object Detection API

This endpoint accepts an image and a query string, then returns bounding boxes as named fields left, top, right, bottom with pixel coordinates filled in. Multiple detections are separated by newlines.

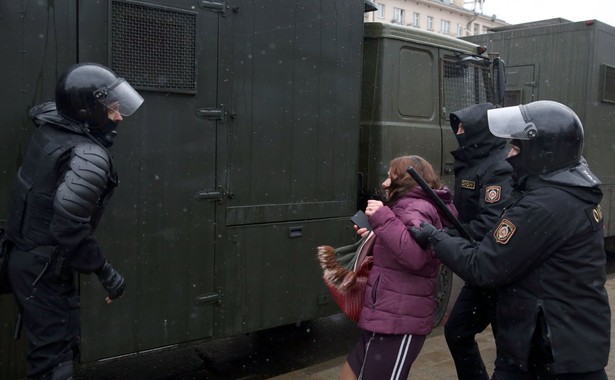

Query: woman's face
left=382, top=170, right=394, bottom=197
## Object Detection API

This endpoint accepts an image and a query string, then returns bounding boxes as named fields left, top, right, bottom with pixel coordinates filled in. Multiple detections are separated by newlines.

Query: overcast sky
left=467, top=0, right=615, bottom=28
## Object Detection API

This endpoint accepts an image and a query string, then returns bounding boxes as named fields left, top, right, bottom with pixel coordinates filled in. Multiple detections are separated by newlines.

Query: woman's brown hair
left=385, top=155, right=442, bottom=205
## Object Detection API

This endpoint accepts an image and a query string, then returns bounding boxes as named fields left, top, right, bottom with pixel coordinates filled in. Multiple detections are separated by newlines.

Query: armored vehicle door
left=214, top=1, right=365, bottom=334
left=503, top=64, right=538, bottom=105
left=77, top=0, right=220, bottom=361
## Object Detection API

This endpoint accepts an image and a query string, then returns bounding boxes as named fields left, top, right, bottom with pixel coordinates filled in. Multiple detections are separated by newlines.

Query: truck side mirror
left=493, top=57, right=506, bottom=106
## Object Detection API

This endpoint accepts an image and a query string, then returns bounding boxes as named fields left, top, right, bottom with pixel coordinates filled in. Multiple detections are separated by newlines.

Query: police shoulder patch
left=494, top=218, right=516, bottom=245
left=585, top=204, right=604, bottom=231
left=485, top=185, right=502, bottom=203
left=461, top=180, right=476, bottom=190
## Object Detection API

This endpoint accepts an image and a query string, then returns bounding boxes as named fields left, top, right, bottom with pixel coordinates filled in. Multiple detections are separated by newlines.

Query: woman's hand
left=365, top=199, right=384, bottom=217
left=353, top=225, right=370, bottom=238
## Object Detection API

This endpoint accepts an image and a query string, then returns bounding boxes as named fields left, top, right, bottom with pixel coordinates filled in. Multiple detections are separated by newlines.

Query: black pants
left=492, top=310, right=607, bottom=380
left=492, top=369, right=608, bottom=380
left=8, top=248, right=80, bottom=379
left=444, top=284, right=498, bottom=380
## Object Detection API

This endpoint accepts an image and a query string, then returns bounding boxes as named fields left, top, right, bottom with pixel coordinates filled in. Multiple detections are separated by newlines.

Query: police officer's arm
left=433, top=200, right=560, bottom=287
left=51, top=143, right=126, bottom=300
left=465, top=161, right=513, bottom=239
left=51, top=143, right=109, bottom=271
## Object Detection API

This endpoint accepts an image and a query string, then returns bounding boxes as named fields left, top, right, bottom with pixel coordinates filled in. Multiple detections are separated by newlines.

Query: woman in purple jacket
left=340, top=155, right=457, bottom=380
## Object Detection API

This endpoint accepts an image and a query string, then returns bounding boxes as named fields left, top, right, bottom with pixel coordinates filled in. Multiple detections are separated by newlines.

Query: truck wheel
left=433, top=264, right=453, bottom=327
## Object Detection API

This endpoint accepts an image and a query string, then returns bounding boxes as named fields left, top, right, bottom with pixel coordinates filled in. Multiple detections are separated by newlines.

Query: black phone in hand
left=351, top=210, right=372, bottom=231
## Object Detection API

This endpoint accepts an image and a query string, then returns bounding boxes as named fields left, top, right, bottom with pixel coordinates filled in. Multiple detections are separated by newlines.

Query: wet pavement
left=74, top=269, right=615, bottom=380
left=75, top=277, right=615, bottom=380
left=75, top=313, right=360, bottom=380
left=270, top=273, right=615, bottom=379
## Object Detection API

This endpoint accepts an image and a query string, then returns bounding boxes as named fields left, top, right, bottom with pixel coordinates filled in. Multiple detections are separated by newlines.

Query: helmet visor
left=487, top=106, right=536, bottom=140
left=95, top=79, right=144, bottom=116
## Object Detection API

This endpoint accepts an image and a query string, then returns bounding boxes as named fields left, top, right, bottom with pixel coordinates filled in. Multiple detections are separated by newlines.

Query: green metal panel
left=585, top=26, right=615, bottom=185
left=364, top=22, right=482, bottom=55
left=0, top=0, right=366, bottom=373
left=218, top=219, right=356, bottom=336
left=0, top=2, right=77, bottom=378
left=215, top=0, right=365, bottom=336
left=76, top=0, right=218, bottom=361
left=398, top=48, right=437, bottom=118
left=360, top=25, right=441, bottom=193
left=222, top=1, right=363, bottom=223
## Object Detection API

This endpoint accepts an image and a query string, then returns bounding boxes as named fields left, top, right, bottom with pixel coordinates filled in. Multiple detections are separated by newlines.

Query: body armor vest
left=6, top=123, right=116, bottom=251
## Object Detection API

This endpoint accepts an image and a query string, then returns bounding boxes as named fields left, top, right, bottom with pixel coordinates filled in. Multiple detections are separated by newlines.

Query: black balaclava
left=506, top=139, right=528, bottom=185
left=89, top=119, right=119, bottom=148
left=450, top=103, right=505, bottom=162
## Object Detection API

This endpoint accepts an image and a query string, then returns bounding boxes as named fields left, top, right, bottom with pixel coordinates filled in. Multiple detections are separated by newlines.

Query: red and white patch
left=494, top=219, right=516, bottom=245
left=485, top=185, right=502, bottom=203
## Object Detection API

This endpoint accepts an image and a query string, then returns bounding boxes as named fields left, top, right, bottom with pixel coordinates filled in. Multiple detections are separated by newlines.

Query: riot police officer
left=446, top=102, right=513, bottom=380
left=412, top=100, right=610, bottom=379
left=6, top=63, right=143, bottom=380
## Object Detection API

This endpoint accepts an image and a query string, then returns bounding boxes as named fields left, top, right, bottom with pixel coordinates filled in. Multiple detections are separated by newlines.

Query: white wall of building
left=364, top=0, right=508, bottom=36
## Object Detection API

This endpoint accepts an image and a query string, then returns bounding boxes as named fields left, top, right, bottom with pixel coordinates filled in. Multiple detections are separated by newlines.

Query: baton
left=406, top=166, right=476, bottom=244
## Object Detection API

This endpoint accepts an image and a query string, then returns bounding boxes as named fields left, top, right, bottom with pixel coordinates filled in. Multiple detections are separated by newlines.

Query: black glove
left=410, top=222, right=439, bottom=249
left=443, top=226, right=461, bottom=238
left=95, top=260, right=126, bottom=300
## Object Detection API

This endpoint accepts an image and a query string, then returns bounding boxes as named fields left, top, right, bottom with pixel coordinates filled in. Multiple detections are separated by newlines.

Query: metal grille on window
left=111, top=0, right=198, bottom=94
left=442, top=58, right=493, bottom=116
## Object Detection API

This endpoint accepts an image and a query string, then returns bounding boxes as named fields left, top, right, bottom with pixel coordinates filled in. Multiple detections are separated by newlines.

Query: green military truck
left=0, top=1, right=502, bottom=378
left=464, top=18, right=615, bottom=252
left=357, top=21, right=504, bottom=326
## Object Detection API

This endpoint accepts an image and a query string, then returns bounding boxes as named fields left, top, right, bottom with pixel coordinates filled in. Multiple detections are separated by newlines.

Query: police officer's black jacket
left=433, top=175, right=610, bottom=374
left=6, top=102, right=116, bottom=273
left=450, top=104, right=513, bottom=240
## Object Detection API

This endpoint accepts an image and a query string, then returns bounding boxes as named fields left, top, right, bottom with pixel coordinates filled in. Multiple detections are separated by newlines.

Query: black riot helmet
left=55, top=63, right=143, bottom=128
left=487, top=100, right=583, bottom=174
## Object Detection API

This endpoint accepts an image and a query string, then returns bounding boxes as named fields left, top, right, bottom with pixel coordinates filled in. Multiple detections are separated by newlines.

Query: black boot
left=50, top=361, right=74, bottom=380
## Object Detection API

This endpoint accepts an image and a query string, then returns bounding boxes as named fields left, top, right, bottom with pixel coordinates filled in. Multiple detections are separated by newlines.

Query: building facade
left=365, top=0, right=508, bottom=36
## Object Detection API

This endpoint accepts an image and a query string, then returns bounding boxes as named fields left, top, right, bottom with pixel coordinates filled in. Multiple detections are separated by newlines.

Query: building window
left=412, top=12, right=420, bottom=27
left=393, top=7, right=405, bottom=24
left=473, top=23, right=480, bottom=35
left=482, top=25, right=489, bottom=34
left=457, top=23, right=463, bottom=36
left=376, top=3, right=385, bottom=19
left=441, top=20, right=451, bottom=35
left=427, top=16, right=434, bottom=31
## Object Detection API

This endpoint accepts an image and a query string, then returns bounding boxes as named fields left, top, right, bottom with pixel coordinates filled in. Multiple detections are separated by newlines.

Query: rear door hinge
left=199, top=0, right=227, bottom=14
left=193, top=292, right=221, bottom=306
left=194, top=187, right=233, bottom=203
left=197, top=107, right=225, bottom=122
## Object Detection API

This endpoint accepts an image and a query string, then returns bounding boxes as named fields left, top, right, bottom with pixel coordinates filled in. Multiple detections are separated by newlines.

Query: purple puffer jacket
left=358, top=186, right=457, bottom=335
